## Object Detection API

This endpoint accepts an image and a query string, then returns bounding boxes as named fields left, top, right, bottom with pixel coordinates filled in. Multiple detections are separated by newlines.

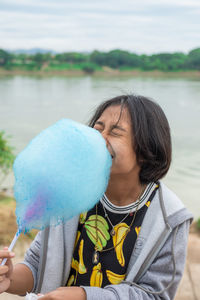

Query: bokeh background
left=0, top=1, right=200, bottom=299
left=1, top=0, right=200, bottom=218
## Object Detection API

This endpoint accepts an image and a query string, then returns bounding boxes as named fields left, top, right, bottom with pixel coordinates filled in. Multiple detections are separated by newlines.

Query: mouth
left=107, top=141, right=115, bottom=160
left=107, top=148, right=115, bottom=160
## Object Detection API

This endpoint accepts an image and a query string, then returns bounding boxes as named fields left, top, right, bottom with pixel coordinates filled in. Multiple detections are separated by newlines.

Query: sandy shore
left=0, top=67, right=200, bottom=79
left=175, top=231, right=200, bottom=300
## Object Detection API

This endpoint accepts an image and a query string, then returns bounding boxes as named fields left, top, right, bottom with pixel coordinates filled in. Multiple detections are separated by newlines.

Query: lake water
left=0, top=74, right=200, bottom=219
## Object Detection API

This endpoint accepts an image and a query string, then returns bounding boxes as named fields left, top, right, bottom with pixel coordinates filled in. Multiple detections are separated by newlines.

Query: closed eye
left=110, top=125, right=125, bottom=136
left=110, top=130, right=121, bottom=136
left=94, top=125, right=103, bottom=132
left=93, top=121, right=104, bottom=132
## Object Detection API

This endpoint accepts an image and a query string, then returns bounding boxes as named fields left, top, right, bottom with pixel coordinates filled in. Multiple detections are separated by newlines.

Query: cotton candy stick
left=1, top=230, right=21, bottom=265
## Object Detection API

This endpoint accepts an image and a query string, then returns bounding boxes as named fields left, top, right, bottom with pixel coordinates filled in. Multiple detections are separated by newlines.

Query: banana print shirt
left=66, top=182, right=159, bottom=288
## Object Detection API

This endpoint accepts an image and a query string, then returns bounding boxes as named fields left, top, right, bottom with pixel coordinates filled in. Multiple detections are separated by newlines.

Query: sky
left=0, top=0, right=200, bottom=54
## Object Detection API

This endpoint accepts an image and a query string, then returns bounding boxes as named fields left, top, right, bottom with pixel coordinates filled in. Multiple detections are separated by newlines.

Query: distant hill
left=7, top=48, right=58, bottom=55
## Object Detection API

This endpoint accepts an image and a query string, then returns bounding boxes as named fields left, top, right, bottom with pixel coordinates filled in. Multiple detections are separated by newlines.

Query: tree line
left=0, top=48, right=200, bottom=72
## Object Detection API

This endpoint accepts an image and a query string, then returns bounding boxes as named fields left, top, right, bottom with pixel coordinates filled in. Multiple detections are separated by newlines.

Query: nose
left=100, top=131, right=114, bottom=158
left=100, top=130, right=109, bottom=146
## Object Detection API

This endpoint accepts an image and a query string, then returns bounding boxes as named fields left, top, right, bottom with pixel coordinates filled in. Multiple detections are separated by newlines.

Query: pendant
left=92, top=250, right=99, bottom=264
left=110, top=228, right=116, bottom=236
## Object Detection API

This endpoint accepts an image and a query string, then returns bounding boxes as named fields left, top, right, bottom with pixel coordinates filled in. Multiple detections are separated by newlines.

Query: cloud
left=0, top=0, right=199, bottom=53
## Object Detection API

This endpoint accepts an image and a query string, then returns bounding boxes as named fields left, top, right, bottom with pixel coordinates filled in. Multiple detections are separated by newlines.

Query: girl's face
left=93, top=105, right=140, bottom=178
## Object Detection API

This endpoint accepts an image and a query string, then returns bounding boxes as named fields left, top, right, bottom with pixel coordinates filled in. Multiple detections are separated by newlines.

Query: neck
left=105, top=174, right=145, bottom=206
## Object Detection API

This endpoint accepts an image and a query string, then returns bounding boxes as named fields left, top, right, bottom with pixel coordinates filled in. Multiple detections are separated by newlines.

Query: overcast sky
left=0, top=0, right=200, bottom=54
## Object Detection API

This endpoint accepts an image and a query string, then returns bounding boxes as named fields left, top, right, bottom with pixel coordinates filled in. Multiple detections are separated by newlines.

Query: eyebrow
left=95, top=121, right=126, bottom=132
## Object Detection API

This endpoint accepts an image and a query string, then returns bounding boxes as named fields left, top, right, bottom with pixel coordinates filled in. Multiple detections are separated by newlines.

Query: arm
left=1, top=230, right=42, bottom=296
left=7, top=263, right=34, bottom=295
left=39, top=287, right=86, bottom=300
left=0, top=248, right=33, bottom=296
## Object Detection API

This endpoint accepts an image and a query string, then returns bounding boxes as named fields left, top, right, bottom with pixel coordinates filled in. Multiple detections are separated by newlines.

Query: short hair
left=89, top=94, right=172, bottom=184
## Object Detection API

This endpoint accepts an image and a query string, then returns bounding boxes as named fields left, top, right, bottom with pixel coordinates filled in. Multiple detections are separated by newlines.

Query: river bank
left=0, top=67, right=200, bottom=79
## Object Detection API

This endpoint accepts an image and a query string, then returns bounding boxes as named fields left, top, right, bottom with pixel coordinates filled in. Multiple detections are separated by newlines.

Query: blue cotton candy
left=14, top=119, right=112, bottom=232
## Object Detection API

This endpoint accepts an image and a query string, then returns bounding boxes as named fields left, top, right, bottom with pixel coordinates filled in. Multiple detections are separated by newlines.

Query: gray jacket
left=22, top=182, right=193, bottom=299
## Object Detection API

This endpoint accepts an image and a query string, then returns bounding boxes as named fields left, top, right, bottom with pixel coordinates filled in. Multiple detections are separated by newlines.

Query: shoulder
left=160, top=182, right=184, bottom=213
left=159, top=181, right=193, bottom=226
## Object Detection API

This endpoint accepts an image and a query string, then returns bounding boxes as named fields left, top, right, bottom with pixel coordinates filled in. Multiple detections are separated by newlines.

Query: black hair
left=89, top=94, right=172, bottom=184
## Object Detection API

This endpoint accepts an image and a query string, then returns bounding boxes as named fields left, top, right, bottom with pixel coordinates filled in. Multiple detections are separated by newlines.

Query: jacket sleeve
left=83, top=220, right=190, bottom=300
left=19, top=230, right=42, bottom=292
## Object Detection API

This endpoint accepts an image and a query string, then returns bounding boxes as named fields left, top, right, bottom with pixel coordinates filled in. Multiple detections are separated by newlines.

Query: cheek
left=114, top=144, right=132, bottom=161
left=118, top=145, right=137, bottom=165
left=111, top=141, right=123, bottom=157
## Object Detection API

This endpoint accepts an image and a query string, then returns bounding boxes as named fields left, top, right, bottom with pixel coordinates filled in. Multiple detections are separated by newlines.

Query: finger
left=0, top=275, right=5, bottom=282
left=0, top=251, right=15, bottom=258
left=0, top=250, right=14, bottom=256
left=0, top=265, right=9, bottom=275
left=38, top=292, right=53, bottom=299
left=0, top=277, right=11, bottom=293
left=38, top=293, right=49, bottom=298
left=37, top=294, right=45, bottom=299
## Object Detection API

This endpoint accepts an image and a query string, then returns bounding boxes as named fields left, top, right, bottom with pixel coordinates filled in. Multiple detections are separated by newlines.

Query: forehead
left=98, top=105, right=131, bottom=125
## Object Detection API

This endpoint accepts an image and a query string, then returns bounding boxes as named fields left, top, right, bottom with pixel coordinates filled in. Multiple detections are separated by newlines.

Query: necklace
left=102, top=204, right=130, bottom=236
left=92, top=188, right=144, bottom=265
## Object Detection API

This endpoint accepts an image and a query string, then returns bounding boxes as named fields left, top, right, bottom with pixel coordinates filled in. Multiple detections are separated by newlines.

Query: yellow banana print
left=106, top=270, right=126, bottom=284
left=90, top=263, right=103, bottom=287
left=112, top=223, right=129, bottom=267
left=80, top=212, right=87, bottom=224
left=70, top=239, right=86, bottom=285
left=145, top=201, right=150, bottom=207
left=135, top=226, right=141, bottom=236
left=78, top=239, right=87, bottom=274
left=67, top=274, right=75, bottom=286
left=72, top=240, right=87, bottom=274
left=74, top=231, right=81, bottom=249
left=71, top=258, right=79, bottom=272
left=71, top=258, right=79, bottom=285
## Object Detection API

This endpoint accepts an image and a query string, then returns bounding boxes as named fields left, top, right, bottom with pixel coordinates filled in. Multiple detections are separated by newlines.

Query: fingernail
left=10, top=252, right=15, bottom=257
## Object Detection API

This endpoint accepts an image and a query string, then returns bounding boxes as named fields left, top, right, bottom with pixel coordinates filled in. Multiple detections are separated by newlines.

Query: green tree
left=104, top=50, right=140, bottom=68
left=0, top=49, right=12, bottom=66
left=30, top=53, right=52, bottom=69
left=90, top=51, right=107, bottom=66
left=166, top=53, right=187, bottom=70
left=16, top=53, right=27, bottom=64
left=197, top=218, right=200, bottom=230
left=81, top=62, right=98, bottom=74
left=30, top=53, right=43, bottom=69
left=0, top=131, right=15, bottom=186
left=186, top=48, right=200, bottom=70
left=55, top=52, right=88, bottom=64
left=141, top=52, right=187, bottom=71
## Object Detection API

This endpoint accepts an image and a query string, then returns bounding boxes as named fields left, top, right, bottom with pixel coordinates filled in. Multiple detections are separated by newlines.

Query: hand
left=40, top=287, right=86, bottom=300
left=0, top=247, right=15, bottom=293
